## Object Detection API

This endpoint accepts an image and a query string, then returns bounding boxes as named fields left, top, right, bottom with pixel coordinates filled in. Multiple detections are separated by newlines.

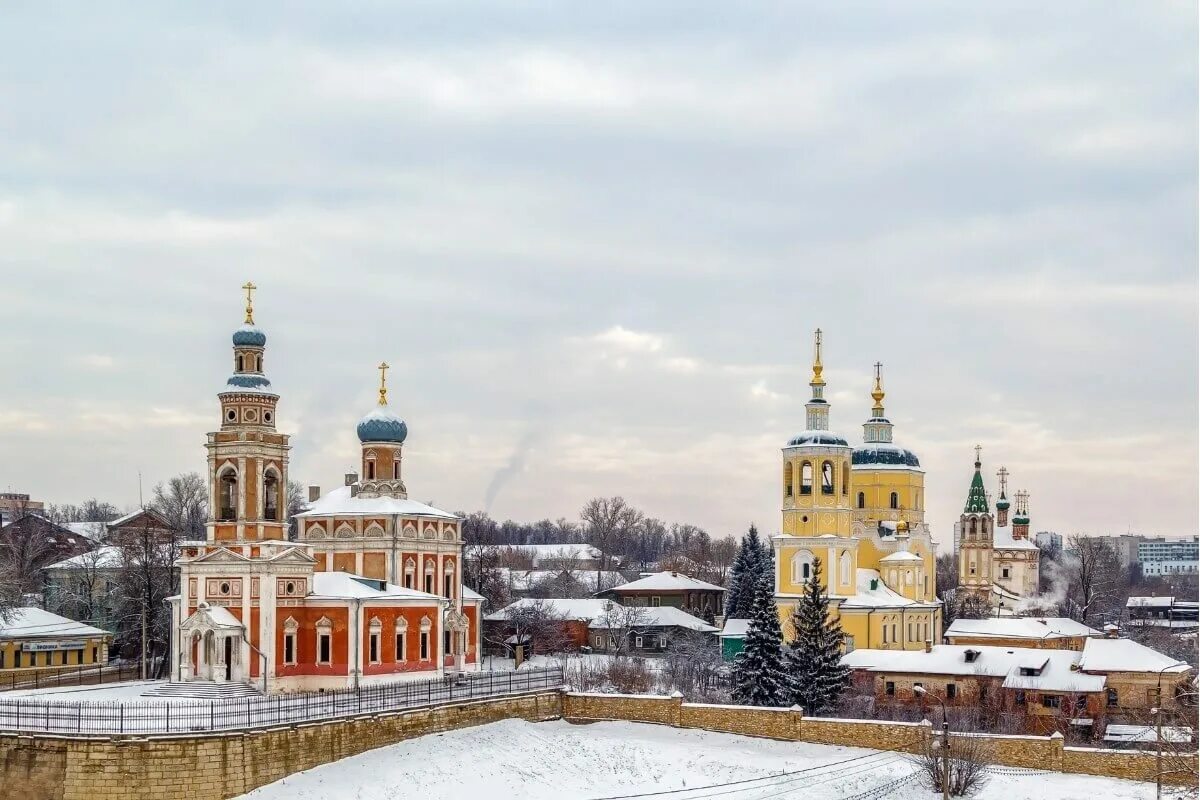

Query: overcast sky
left=1, top=3, right=1195, bottom=547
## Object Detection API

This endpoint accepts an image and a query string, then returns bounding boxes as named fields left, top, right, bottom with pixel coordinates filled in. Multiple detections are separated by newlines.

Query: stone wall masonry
left=561, top=692, right=1195, bottom=789
left=1, top=689, right=561, bottom=800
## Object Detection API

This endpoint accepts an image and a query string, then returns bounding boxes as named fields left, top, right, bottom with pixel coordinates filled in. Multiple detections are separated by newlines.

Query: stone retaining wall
left=561, top=692, right=1196, bottom=788
left=1, top=689, right=561, bottom=800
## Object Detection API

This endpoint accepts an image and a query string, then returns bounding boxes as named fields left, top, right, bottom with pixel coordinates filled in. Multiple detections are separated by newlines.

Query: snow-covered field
left=2, top=680, right=192, bottom=702
left=236, top=719, right=1161, bottom=800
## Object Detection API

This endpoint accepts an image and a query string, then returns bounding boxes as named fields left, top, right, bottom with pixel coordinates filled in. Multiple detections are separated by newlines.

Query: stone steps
left=141, top=681, right=261, bottom=699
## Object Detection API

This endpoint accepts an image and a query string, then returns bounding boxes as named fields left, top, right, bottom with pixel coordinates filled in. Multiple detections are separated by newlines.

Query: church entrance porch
left=176, top=602, right=247, bottom=684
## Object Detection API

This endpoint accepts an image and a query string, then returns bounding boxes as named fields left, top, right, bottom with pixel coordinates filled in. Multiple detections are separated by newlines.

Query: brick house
left=595, top=571, right=725, bottom=618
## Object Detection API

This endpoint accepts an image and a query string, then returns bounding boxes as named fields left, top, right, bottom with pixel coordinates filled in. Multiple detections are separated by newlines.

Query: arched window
left=969, top=518, right=978, bottom=536
left=857, top=492, right=865, bottom=509
left=218, top=468, right=238, bottom=521
left=393, top=460, right=401, bottom=480
left=791, top=550, right=814, bottom=584
left=842, top=462, right=849, bottom=495
left=236, top=355, right=244, bottom=371
left=800, top=462, right=813, bottom=495
left=784, top=463, right=794, bottom=497
left=839, top=550, right=852, bottom=585
left=263, top=471, right=279, bottom=521
left=365, top=460, right=376, bottom=480
left=254, top=356, right=261, bottom=371
left=889, top=492, right=899, bottom=510
left=821, top=461, right=834, bottom=495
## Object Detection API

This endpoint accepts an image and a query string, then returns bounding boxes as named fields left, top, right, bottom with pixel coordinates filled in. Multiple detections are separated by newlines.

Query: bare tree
left=0, top=519, right=58, bottom=598
left=1064, top=535, right=1121, bottom=625
left=953, top=591, right=992, bottom=621
left=936, top=553, right=959, bottom=594
left=484, top=599, right=572, bottom=660
left=149, top=472, right=208, bottom=540
left=660, top=629, right=725, bottom=700
left=113, top=517, right=180, bottom=677
left=286, top=480, right=306, bottom=540
left=591, top=602, right=652, bottom=655
left=580, top=496, right=644, bottom=577
left=911, top=733, right=990, bottom=797
left=44, top=547, right=116, bottom=626
left=46, top=499, right=121, bottom=524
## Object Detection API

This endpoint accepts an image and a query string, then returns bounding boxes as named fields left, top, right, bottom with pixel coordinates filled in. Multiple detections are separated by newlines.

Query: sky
left=0, top=3, right=1196, bottom=548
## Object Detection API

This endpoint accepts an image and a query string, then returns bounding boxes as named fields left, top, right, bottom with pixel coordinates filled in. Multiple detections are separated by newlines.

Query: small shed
left=720, top=618, right=750, bottom=662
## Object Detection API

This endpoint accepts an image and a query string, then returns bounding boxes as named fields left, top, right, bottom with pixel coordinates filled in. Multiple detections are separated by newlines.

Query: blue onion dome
left=996, top=497, right=1011, bottom=510
left=852, top=444, right=921, bottom=467
left=232, top=324, right=267, bottom=347
left=357, top=406, right=408, bottom=443
left=787, top=431, right=850, bottom=447
left=222, top=373, right=275, bottom=394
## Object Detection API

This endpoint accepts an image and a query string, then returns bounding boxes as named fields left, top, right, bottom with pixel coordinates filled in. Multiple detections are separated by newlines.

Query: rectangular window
left=1015, top=690, right=1026, bottom=706
left=424, top=574, right=434, bottom=594
left=1148, top=688, right=1161, bottom=705
left=1001, top=567, right=1010, bottom=579
left=885, top=681, right=895, bottom=696
left=444, top=630, right=451, bottom=656
left=396, top=632, right=407, bottom=661
left=91, top=646, right=98, bottom=663
left=420, top=631, right=429, bottom=660
left=635, top=636, right=644, bottom=649
left=14, top=651, right=21, bottom=668
left=404, top=573, right=414, bottom=589
left=1042, top=695, right=1061, bottom=709
left=907, top=622, right=912, bottom=642
left=651, top=596, right=661, bottom=607
left=283, top=633, right=296, bottom=665
left=946, top=683, right=957, bottom=699
left=444, top=574, right=452, bottom=598
left=0, top=650, right=5, bottom=668
left=1106, top=688, right=1118, bottom=707
left=369, top=633, right=380, bottom=664
left=883, top=626, right=888, bottom=644
left=892, top=624, right=897, bottom=643
left=659, top=635, right=667, bottom=648
left=318, top=633, right=331, bottom=664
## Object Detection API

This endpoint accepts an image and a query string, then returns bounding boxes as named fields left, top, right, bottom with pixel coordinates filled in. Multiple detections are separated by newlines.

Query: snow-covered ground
left=1, top=680, right=201, bottom=702
left=236, top=719, right=1161, bottom=800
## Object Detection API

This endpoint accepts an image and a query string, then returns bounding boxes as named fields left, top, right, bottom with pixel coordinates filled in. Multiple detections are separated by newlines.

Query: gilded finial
left=871, top=361, right=885, bottom=415
left=974, top=443, right=982, bottom=467
left=241, top=281, right=257, bottom=324
left=810, top=328, right=825, bottom=387
left=377, top=361, right=390, bottom=406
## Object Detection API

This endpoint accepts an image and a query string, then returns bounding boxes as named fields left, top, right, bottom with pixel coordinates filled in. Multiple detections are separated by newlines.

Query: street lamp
left=915, top=684, right=950, bottom=800
left=1153, top=660, right=1189, bottom=800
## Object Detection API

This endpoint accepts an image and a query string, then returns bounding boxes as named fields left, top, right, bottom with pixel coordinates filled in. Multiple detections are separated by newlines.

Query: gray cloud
left=0, top=3, right=1194, bottom=544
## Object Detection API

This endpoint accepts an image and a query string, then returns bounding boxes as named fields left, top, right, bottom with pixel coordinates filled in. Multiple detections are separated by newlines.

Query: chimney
left=1104, top=623, right=1119, bottom=639
left=308, top=485, right=321, bottom=502
left=344, top=472, right=358, bottom=487
left=924, top=640, right=932, bottom=653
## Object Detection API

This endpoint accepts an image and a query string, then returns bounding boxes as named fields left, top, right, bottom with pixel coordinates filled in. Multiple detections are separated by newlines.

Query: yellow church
left=774, top=330, right=942, bottom=651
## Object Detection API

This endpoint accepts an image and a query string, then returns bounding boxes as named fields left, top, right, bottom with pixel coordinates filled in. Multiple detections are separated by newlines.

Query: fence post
left=210, top=700, right=214, bottom=731
left=119, top=703, right=124, bottom=734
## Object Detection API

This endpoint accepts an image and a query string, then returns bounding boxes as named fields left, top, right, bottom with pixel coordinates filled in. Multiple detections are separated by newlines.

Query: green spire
left=964, top=445, right=989, bottom=513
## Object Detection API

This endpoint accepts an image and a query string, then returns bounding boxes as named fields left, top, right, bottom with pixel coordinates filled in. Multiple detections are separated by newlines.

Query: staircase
left=141, top=680, right=262, bottom=700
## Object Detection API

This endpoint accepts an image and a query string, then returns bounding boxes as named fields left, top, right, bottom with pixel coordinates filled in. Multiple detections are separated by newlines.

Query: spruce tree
left=731, top=568, right=789, bottom=707
left=785, top=557, right=850, bottom=716
left=724, top=524, right=763, bottom=619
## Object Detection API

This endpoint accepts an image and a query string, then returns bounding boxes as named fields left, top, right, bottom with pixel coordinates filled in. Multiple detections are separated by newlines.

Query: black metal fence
left=0, top=659, right=160, bottom=692
left=0, top=666, right=563, bottom=735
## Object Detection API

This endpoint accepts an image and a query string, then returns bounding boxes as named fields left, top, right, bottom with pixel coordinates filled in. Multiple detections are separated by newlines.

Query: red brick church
left=168, top=285, right=481, bottom=693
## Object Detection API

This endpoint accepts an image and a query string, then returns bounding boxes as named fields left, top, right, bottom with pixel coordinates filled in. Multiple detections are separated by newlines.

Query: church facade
left=955, top=450, right=1041, bottom=609
left=774, top=331, right=942, bottom=651
left=168, top=286, right=481, bottom=693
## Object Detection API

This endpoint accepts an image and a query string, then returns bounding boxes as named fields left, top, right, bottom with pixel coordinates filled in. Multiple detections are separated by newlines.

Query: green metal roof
left=964, top=463, right=989, bottom=513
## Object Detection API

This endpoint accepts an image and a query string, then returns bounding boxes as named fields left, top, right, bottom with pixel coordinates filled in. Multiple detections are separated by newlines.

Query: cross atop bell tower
left=241, top=281, right=257, bottom=324
left=377, top=361, right=390, bottom=405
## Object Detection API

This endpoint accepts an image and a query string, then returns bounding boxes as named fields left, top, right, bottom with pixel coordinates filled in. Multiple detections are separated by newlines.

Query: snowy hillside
left=236, top=719, right=1159, bottom=800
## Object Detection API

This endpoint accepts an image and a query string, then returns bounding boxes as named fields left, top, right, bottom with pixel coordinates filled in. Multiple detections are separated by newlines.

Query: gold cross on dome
left=974, top=443, right=982, bottom=463
left=241, top=281, right=257, bottom=324
left=378, top=361, right=390, bottom=405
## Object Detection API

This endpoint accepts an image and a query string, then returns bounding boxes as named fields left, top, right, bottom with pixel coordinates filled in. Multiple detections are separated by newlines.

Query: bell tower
left=957, top=445, right=994, bottom=598
left=206, top=282, right=291, bottom=542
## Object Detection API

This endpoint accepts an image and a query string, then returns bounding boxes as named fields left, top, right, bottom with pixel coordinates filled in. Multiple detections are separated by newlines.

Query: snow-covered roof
left=945, top=617, right=1101, bottom=642
left=0, top=607, right=111, bottom=639
left=1104, top=724, right=1194, bottom=744
left=497, top=568, right=627, bottom=593
left=107, top=509, right=171, bottom=529
left=485, top=598, right=718, bottom=633
left=485, top=598, right=614, bottom=622
left=842, top=644, right=1104, bottom=693
left=836, top=569, right=930, bottom=609
left=590, top=605, right=718, bottom=633
left=1078, top=638, right=1191, bottom=674
left=498, top=543, right=602, bottom=560
left=185, top=604, right=244, bottom=630
left=462, top=585, right=484, bottom=602
left=308, top=572, right=444, bottom=602
left=721, top=618, right=751, bottom=638
left=61, top=521, right=108, bottom=542
left=601, top=571, right=724, bottom=594
left=992, top=523, right=1040, bottom=551
left=1126, top=596, right=1174, bottom=609
left=45, top=545, right=125, bottom=570
left=296, top=485, right=458, bottom=520
left=879, top=550, right=922, bottom=563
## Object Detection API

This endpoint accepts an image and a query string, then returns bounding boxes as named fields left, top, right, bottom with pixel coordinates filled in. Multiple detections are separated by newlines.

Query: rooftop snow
left=601, top=571, right=724, bottom=594
left=842, top=644, right=1105, bottom=693
left=1126, top=596, right=1175, bottom=609
left=296, top=485, right=458, bottom=520
left=834, top=569, right=932, bottom=609
left=0, top=607, right=111, bottom=639
left=721, top=618, right=750, bottom=638
left=485, top=599, right=718, bottom=632
left=45, top=545, right=125, bottom=570
left=308, top=572, right=443, bottom=602
left=992, top=523, right=1040, bottom=551
left=1078, top=638, right=1192, bottom=674
left=945, top=617, right=1101, bottom=641
left=879, top=550, right=922, bottom=563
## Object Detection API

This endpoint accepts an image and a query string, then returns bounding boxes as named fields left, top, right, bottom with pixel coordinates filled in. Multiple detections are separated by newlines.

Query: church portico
left=176, top=603, right=247, bottom=684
